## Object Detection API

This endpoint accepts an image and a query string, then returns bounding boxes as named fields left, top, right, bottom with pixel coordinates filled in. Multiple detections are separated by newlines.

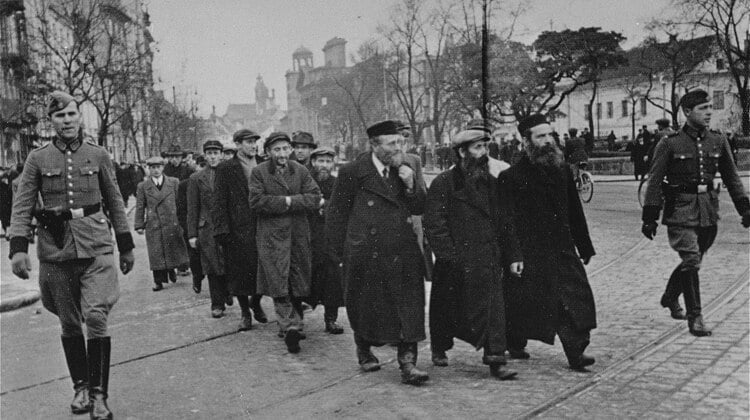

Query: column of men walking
left=8, top=90, right=750, bottom=419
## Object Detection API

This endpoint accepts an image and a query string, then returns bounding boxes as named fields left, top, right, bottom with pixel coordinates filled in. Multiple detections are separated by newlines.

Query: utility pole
left=481, top=0, right=489, bottom=122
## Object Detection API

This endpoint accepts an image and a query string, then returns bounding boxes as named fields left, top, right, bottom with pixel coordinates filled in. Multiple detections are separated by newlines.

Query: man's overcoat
left=307, top=174, right=344, bottom=307
left=187, top=167, right=224, bottom=275
left=134, top=176, right=189, bottom=271
left=249, top=160, right=321, bottom=298
left=497, top=155, right=597, bottom=344
left=424, top=167, right=522, bottom=351
left=326, top=153, right=427, bottom=344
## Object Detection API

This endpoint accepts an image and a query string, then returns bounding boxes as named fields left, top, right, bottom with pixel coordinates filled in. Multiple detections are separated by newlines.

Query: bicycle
left=574, top=162, right=594, bottom=203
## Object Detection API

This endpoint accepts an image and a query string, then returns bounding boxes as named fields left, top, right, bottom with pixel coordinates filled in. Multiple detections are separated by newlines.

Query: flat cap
left=222, top=141, right=237, bottom=151
left=679, top=89, right=710, bottom=109
left=467, top=119, right=493, bottom=134
left=311, top=146, right=336, bottom=158
left=47, top=91, right=78, bottom=115
left=452, top=129, right=489, bottom=149
left=517, top=114, right=548, bottom=135
left=202, top=140, right=223, bottom=152
left=264, top=132, right=292, bottom=149
left=146, top=156, right=165, bottom=166
left=233, top=129, right=260, bottom=143
left=366, top=120, right=400, bottom=138
left=162, top=143, right=184, bottom=157
left=291, top=131, right=316, bottom=146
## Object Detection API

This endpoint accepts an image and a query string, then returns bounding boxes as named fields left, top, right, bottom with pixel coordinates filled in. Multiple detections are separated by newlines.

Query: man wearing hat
left=648, top=118, right=675, bottom=167
left=221, top=142, right=237, bottom=161
left=424, top=129, right=522, bottom=380
left=212, top=129, right=268, bottom=330
left=249, top=132, right=321, bottom=353
left=187, top=141, right=234, bottom=319
left=162, top=143, right=194, bottom=181
left=498, top=114, right=597, bottom=372
left=305, top=146, right=345, bottom=334
left=135, top=156, right=189, bottom=291
left=326, top=120, right=430, bottom=385
left=8, top=91, right=135, bottom=419
left=642, top=89, right=750, bottom=336
left=291, top=131, right=316, bottom=168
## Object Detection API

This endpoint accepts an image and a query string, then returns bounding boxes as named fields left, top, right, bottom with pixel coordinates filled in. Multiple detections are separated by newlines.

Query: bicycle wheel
left=638, top=178, right=648, bottom=208
left=579, top=172, right=594, bottom=203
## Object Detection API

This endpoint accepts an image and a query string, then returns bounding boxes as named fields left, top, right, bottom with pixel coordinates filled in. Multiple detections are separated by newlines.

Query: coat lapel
left=356, top=154, right=400, bottom=206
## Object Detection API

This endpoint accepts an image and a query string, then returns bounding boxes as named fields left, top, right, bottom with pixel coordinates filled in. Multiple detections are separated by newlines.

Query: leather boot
left=562, top=338, right=595, bottom=372
left=62, top=336, right=91, bottom=414
left=324, top=306, right=344, bottom=334
left=431, top=350, right=448, bottom=367
left=483, top=353, right=517, bottom=380
left=397, top=343, right=429, bottom=385
left=357, top=345, right=381, bottom=372
left=661, top=267, right=686, bottom=320
left=87, top=337, right=113, bottom=420
left=683, top=270, right=712, bottom=337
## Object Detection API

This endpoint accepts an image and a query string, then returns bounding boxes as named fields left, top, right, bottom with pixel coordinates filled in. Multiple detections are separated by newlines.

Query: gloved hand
left=119, top=250, right=134, bottom=275
left=642, top=222, right=658, bottom=240
left=11, top=252, right=32, bottom=279
left=742, top=211, right=750, bottom=228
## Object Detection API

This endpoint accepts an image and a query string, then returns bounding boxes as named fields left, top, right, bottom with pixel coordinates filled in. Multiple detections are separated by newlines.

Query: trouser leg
left=39, top=261, right=84, bottom=337
left=152, top=270, right=167, bottom=285
left=207, top=275, right=226, bottom=311
left=236, top=295, right=251, bottom=316
left=273, top=296, right=302, bottom=333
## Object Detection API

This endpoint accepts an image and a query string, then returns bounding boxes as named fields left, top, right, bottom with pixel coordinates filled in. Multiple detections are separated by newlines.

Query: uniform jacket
left=211, top=155, right=261, bottom=295
left=644, top=125, right=748, bottom=227
left=187, top=167, right=224, bottom=276
left=498, top=155, right=597, bottom=344
left=424, top=166, right=521, bottom=351
left=9, top=136, right=132, bottom=262
left=325, top=152, right=427, bottom=344
left=134, top=176, right=189, bottom=270
left=249, top=160, right=321, bottom=298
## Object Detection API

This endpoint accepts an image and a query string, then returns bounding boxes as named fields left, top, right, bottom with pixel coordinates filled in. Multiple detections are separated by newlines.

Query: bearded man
left=497, top=114, right=597, bottom=372
left=424, top=129, right=522, bottom=380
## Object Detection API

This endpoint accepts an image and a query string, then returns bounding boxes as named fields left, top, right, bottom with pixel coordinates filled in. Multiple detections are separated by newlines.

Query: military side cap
left=311, top=146, right=336, bottom=159
left=265, top=132, right=292, bottom=149
left=366, top=120, right=400, bottom=138
left=467, top=119, right=493, bottom=134
left=47, top=91, right=78, bottom=115
left=146, top=156, right=165, bottom=166
left=452, top=129, right=489, bottom=149
left=517, top=114, right=548, bottom=135
left=292, top=131, right=315, bottom=146
left=202, top=140, right=223, bottom=152
left=679, top=89, right=709, bottom=109
left=163, top=143, right=184, bottom=157
left=233, top=129, right=260, bottom=143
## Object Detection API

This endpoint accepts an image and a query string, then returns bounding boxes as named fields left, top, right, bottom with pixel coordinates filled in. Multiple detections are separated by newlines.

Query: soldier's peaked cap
left=47, top=91, right=78, bottom=115
left=517, top=114, right=548, bottom=135
left=679, top=89, right=710, bottom=109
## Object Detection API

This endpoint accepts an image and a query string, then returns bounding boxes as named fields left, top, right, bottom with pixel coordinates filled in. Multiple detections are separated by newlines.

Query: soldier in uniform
left=642, top=89, right=750, bottom=336
left=8, top=91, right=134, bottom=419
left=291, top=131, right=316, bottom=169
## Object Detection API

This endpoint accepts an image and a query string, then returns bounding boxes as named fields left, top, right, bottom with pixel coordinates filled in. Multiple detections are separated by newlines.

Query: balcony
left=0, top=0, right=24, bottom=16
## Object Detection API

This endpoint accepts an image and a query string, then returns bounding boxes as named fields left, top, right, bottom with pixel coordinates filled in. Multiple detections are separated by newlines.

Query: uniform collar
left=682, top=123, right=706, bottom=140
left=53, top=134, right=83, bottom=152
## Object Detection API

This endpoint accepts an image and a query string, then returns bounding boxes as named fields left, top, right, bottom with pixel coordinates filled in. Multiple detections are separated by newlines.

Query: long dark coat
left=424, top=167, right=522, bottom=352
left=135, top=176, right=189, bottom=271
left=326, top=153, right=427, bottom=344
left=497, top=156, right=597, bottom=344
left=631, top=140, right=648, bottom=177
left=211, top=156, right=260, bottom=296
left=307, top=174, right=344, bottom=308
left=187, top=167, right=224, bottom=275
left=249, top=160, right=321, bottom=298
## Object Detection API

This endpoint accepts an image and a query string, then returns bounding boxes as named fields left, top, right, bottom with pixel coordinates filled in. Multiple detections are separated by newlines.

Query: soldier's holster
left=34, top=204, right=101, bottom=249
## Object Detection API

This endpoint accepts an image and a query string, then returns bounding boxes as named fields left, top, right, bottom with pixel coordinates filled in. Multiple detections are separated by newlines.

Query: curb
left=0, top=291, right=40, bottom=313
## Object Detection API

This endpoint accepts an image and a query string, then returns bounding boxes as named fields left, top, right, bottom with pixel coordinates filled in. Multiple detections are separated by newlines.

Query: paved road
left=1, top=179, right=748, bottom=419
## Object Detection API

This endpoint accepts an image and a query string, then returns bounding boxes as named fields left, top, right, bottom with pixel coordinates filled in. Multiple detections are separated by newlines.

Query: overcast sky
left=148, top=0, right=670, bottom=117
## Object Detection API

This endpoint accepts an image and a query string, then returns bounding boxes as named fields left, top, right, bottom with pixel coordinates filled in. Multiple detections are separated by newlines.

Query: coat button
left=372, top=252, right=378, bottom=259
left=68, top=191, right=73, bottom=195
left=370, top=228, right=377, bottom=235
left=367, top=200, right=374, bottom=207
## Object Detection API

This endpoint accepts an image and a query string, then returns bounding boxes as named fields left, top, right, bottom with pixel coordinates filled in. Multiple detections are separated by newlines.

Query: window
left=713, top=90, right=724, bottom=110
left=596, top=103, right=602, bottom=120
left=584, top=104, right=591, bottom=120
left=606, top=102, right=613, bottom=119
left=716, top=58, right=725, bottom=70
left=622, top=100, right=628, bottom=117
left=640, top=98, right=647, bottom=116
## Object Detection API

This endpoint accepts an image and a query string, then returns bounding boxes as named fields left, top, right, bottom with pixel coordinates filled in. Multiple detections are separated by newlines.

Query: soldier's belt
left=34, top=203, right=101, bottom=222
left=667, top=184, right=713, bottom=194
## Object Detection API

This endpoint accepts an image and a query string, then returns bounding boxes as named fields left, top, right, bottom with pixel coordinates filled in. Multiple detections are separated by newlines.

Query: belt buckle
left=70, top=208, right=85, bottom=219
left=697, top=185, right=708, bottom=193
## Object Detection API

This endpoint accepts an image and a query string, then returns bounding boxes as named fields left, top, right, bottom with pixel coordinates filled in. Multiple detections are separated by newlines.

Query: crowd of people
left=6, top=88, right=750, bottom=419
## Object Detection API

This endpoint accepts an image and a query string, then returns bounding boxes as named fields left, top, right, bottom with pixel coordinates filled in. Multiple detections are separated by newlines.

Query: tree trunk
left=631, top=100, right=636, bottom=141
left=740, top=88, right=750, bottom=136
left=587, top=80, right=597, bottom=136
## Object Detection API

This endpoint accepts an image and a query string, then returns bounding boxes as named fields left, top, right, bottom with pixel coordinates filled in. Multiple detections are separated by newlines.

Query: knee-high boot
left=682, top=270, right=712, bottom=337
left=660, top=266, right=686, bottom=319
left=62, top=336, right=91, bottom=414
left=87, top=337, right=113, bottom=420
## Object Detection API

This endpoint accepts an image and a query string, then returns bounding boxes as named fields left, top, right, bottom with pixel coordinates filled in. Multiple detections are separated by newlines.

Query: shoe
left=225, top=295, right=233, bottom=306
left=400, top=365, right=429, bottom=385
left=152, top=283, right=163, bottom=292
left=237, top=315, right=252, bottom=331
left=489, top=364, right=518, bottom=380
left=688, top=315, right=712, bottom=337
left=568, top=354, right=595, bottom=372
left=431, top=351, right=449, bottom=367
left=252, top=305, right=268, bottom=324
left=168, top=271, right=177, bottom=283
left=508, top=348, right=530, bottom=359
left=192, top=285, right=201, bottom=294
left=357, top=347, right=381, bottom=372
left=71, top=381, right=90, bottom=414
left=325, top=321, right=344, bottom=334
left=660, top=295, right=686, bottom=320
left=285, top=329, right=302, bottom=353
left=211, top=309, right=224, bottom=319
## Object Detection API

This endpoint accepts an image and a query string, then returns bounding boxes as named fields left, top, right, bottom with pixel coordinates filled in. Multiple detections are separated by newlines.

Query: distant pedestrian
left=134, top=156, right=189, bottom=291
left=0, top=167, right=11, bottom=237
left=641, top=89, right=750, bottom=336
left=499, top=114, right=597, bottom=372
left=249, top=132, right=321, bottom=353
left=631, top=135, right=649, bottom=180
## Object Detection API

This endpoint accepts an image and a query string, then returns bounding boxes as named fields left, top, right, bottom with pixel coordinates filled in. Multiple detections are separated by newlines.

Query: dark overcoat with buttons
left=326, top=153, right=427, bottom=344
left=134, top=176, right=189, bottom=271
left=644, top=125, right=748, bottom=227
left=187, top=167, right=224, bottom=275
left=424, top=166, right=522, bottom=351
left=497, top=155, right=597, bottom=344
left=307, top=174, right=345, bottom=308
